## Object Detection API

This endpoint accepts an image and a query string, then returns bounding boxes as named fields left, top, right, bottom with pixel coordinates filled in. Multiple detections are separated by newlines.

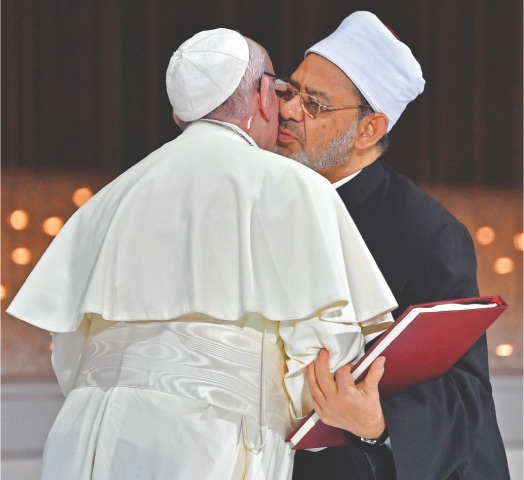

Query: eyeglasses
left=274, top=78, right=371, bottom=119
left=258, top=71, right=277, bottom=92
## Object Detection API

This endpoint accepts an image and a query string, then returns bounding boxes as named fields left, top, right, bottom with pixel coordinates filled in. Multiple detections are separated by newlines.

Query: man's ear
left=173, top=112, right=189, bottom=131
left=257, top=75, right=272, bottom=122
left=354, top=112, right=389, bottom=149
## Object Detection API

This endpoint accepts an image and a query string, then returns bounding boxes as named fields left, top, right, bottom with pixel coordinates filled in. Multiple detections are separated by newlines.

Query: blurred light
left=0, top=285, right=6, bottom=300
left=493, top=257, right=514, bottom=274
left=475, top=226, right=495, bottom=246
left=514, top=233, right=523, bottom=251
left=11, top=247, right=32, bottom=265
left=48, top=341, right=53, bottom=352
left=43, top=216, right=64, bottom=236
left=495, top=344, right=514, bottom=357
left=7, top=209, right=29, bottom=230
left=72, top=187, right=93, bottom=207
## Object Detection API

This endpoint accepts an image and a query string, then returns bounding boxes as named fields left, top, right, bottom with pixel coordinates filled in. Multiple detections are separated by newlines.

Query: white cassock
left=7, top=121, right=397, bottom=480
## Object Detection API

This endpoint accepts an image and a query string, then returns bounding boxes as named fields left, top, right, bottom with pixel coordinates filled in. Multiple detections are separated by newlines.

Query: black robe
left=292, top=160, right=510, bottom=480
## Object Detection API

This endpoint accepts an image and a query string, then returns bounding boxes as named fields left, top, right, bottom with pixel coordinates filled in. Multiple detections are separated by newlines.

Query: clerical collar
left=332, top=170, right=362, bottom=189
left=192, top=119, right=256, bottom=147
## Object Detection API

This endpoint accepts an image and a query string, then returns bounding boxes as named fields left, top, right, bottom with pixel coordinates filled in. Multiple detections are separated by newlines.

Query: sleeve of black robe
left=381, top=222, right=510, bottom=480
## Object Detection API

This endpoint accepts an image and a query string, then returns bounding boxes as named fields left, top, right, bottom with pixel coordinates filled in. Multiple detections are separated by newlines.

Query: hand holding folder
left=286, top=295, right=508, bottom=450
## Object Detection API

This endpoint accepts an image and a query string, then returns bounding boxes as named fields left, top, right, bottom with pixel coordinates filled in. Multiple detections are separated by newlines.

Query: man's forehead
left=287, top=76, right=324, bottom=98
left=291, top=54, right=357, bottom=100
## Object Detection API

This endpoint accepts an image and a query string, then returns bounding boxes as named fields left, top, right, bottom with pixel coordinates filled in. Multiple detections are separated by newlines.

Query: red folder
left=286, top=295, right=508, bottom=450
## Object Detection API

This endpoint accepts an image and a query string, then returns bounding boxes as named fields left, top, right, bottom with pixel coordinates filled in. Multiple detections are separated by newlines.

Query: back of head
left=212, top=37, right=269, bottom=121
left=166, top=28, right=249, bottom=122
left=306, top=11, right=425, bottom=132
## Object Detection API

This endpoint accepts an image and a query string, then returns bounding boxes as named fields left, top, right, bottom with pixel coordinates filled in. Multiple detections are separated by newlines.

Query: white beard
left=276, top=122, right=357, bottom=172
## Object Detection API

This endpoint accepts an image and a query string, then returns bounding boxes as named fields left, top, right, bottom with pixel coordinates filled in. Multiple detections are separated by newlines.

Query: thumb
left=362, top=356, right=386, bottom=391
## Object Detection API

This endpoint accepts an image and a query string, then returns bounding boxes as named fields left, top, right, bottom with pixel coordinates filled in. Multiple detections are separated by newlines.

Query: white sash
left=74, top=320, right=293, bottom=438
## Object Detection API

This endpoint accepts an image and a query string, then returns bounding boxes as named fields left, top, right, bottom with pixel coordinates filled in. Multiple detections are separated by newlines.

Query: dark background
left=2, top=0, right=523, bottom=186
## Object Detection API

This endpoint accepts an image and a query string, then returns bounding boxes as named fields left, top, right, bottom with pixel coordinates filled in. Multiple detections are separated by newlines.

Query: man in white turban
left=275, top=10, right=510, bottom=480
left=7, top=27, right=398, bottom=479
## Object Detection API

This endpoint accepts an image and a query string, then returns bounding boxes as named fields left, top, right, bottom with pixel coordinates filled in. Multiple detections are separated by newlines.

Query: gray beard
left=278, top=123, right=357, bottom=171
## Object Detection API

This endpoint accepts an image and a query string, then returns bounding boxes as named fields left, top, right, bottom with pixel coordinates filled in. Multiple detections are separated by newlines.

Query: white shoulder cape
left=7, top=122, right=397, bottom=332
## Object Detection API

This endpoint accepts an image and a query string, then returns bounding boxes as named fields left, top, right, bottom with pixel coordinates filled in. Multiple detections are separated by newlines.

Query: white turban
left=166, top=28, right=249, bottom=122
left=306, top=11, right=425, bottom=132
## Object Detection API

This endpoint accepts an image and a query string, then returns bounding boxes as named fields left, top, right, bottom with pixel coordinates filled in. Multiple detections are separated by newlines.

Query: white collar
left=332, top=170, right=362, bottom=189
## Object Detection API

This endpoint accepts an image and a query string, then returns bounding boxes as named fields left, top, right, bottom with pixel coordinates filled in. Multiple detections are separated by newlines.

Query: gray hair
left=206, top=37, right=269, bottom=121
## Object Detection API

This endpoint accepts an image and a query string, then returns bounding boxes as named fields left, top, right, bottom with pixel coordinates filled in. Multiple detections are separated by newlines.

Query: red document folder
left=286, top=295, right=508, bottom=450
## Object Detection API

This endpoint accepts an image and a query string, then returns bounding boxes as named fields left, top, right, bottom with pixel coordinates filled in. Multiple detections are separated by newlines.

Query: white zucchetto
left=306, top=11, right=425, bottom=132
left=166, top=28, right=249, bottom=122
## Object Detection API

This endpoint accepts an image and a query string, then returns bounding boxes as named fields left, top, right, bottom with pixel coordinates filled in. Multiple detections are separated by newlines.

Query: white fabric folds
left=7, top=121, right=396, bottom=333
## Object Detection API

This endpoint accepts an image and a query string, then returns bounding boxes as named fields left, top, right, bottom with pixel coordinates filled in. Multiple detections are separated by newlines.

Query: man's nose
left=279, top=96, right=304, bottom=122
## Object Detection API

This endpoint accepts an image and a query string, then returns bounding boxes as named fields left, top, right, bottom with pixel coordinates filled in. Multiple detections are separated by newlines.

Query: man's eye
left=283, top=89, right=296, bottom=101
left=304, top=97, right=319, bottom=109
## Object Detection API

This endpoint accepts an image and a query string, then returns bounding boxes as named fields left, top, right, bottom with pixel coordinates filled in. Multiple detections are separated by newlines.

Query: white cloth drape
left=7, top=122, right=396, bottom=332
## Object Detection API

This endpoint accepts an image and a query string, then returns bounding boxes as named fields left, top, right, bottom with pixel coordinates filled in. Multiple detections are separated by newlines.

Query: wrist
left=360, top=427, right=389, bottom=446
